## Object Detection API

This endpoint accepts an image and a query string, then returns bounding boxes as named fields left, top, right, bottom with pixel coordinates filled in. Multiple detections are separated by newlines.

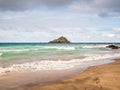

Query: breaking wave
left=0, top=53, right=2, bottom=56
left=0, top=53, right=120, bottom=75
left=82, top=45, right=107, bottom=49
left=0, top=45, right=107, bottom=53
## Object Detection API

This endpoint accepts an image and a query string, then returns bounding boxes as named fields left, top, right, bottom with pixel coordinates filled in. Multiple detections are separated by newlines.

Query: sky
left=0, top=0, right=120, bottom=42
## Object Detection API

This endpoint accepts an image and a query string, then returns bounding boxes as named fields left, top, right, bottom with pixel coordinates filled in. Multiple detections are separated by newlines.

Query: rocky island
left=49, top=36, right=70, bottom=43
left=106, top=44, right=120, bottom=49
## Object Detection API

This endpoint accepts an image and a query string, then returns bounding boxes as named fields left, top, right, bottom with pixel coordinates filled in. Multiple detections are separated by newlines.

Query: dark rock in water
left=49, top=36, right=70, bottom=43
left=106, top=45, right=119, bottom=49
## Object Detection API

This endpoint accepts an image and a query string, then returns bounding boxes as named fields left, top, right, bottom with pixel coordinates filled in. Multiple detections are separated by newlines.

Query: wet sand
left=23, top=59, right=120, bottom=90
left=0, top=59, right=120, bottom=90
left=0, top=67, right=83, bottom=90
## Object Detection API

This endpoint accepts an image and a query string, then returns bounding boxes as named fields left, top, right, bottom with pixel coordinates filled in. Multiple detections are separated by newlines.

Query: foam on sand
left=0, top=60, right=75, bottom=75
left=0, top=53, right=120, bottom=75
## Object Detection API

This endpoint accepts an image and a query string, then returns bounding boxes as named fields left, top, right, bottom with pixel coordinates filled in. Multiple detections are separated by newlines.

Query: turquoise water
left=0, top=43, right=120, bottom=64
left=0, top=43, right=108, bottom=59
left=0, top=43, right=120, bottom=75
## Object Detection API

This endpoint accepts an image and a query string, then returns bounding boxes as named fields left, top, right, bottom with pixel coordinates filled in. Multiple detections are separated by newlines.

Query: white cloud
left=106, top=34, right=115, bottom=38
left=0, top=10, right=120, bottom=42
left=69, top=5, right=92, bottom=12
left=113, top=28, right=120, bottom=32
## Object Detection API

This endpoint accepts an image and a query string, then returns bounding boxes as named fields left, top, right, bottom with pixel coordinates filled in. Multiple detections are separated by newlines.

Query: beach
left=0, top=58, right=119, bottom=90
left=0, top=0, right=120, bottom=89
left=25, top=58, right=120, bottom=90
left=0, top=43, right=120, bottom=90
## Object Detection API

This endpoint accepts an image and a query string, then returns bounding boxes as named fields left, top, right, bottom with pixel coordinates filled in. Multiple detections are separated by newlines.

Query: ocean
left=0, top=43, right=120, bottom=75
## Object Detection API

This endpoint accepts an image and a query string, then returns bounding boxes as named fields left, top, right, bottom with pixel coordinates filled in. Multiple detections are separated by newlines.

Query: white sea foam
left=0, top=53, right=2, bottom=56
left=82, top=53, right=120, bottom=61
left=82, top=45, right=106, bottom=49
left=0, top=53, right=120, bottom=75
left=0, top=48, right=42, bottom=52
left=44, top=46, right=75, bottom=50
left=0, top=46, right=75, bottom=53
left=0, top=60, right=75, bottom=75
left=0, top=49, right=30, bottom=52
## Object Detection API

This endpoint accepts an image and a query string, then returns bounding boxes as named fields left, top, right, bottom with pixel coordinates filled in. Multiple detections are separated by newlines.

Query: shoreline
left=0, top=58, right=120, bottom=90
left=0, top=66, right=85, bottom=90
left=18, top=58, right=120, bottom=90
left=0, top=53, right=119, bottom=76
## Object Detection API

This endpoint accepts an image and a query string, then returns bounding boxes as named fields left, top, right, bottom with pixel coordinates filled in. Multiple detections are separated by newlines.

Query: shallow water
left=0, top=43, right=120, bottom=90
left=0, top=43, right=120, bottom=75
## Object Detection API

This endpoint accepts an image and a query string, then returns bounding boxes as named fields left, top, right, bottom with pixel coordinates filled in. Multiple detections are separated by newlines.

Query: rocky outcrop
left=49, top=36, right=70, bottom=43
left=106, top=45, right=119, bottom=49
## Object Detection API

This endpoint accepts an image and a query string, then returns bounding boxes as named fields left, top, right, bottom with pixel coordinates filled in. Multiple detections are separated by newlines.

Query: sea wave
left=0, top=44, right=108, bottom=53
left=82, top=53, right=120, bottom=61
left=0, top=48, right=40, bottom=52
left=0, top=53, right=120, bottom=75
left=0, top=49, right=29, bottom=52
left=82, top=45, right=106, bottom=49
left=0, top=60, right=75, bottom=75
left=0, top=53, right=2, bottom=56
left=43, top=46, right=75, bottom=50
left=0, top=46, right=75, bottom=53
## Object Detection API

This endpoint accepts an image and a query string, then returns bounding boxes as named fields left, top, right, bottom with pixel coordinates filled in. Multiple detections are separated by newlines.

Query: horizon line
left=0, top=42, right=120, bottom=44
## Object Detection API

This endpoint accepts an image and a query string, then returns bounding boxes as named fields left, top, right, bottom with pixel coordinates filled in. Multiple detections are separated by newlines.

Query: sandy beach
left=0, top=69, right=79, bottom=90
left=23, top=58, right=120, bottom=90
left=0, top=0, right=120, bottom=89
left=0, top=58, right=119, bottom=90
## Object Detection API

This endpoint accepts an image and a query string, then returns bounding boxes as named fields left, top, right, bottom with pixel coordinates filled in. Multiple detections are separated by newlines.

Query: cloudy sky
left=0, top=0, right=120, bottom=42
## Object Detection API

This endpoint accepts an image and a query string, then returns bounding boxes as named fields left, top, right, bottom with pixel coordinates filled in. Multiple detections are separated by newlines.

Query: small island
left=106, top=44, right=120, bottom=49
left=49, top=36, right=70, bottom=43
